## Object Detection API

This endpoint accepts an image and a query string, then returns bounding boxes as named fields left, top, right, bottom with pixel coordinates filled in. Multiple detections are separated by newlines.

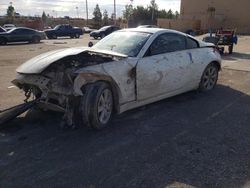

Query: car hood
left=16, top=47, right=128, bottom=74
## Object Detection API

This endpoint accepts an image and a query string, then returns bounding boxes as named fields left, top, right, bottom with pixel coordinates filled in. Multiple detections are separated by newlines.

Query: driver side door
left=136, top=33, right=192, bottom=101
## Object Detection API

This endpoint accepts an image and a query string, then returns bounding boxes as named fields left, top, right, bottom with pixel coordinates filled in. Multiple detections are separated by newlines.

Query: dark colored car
left=0, top=26, right=6, bottom=33
left=0, top=27, right=46, bottom=45
left=45, top=24, right=83, bottom=39
left=82, top=26, right=95, bottom=33
left=137, top=25, right=158, bottom=28
left=90, top=25, right=120, bottom=39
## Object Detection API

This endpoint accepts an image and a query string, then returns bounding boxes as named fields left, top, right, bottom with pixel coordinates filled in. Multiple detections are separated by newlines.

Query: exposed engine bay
left=11, top=51, right=120, bottom=127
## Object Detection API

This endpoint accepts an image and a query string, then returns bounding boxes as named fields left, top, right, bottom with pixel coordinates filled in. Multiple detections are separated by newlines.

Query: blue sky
left=0, top=0, right=180, bottom=18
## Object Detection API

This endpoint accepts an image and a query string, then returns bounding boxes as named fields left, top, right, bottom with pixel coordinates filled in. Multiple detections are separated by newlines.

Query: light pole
left=86, top=0, right=88, bottom=25
left=76, top=6, right=79, bottom=18
left=52, top=10, right=57, bottom=18
left=152, top=0, right=155, bottom=21
left=114, top=0, right=116, bottom=25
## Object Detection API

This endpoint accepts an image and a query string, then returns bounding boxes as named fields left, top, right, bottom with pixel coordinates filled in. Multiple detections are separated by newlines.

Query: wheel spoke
left=98, top=104, right=105, bottom=113
left=97, top=88, right=113, bottom=124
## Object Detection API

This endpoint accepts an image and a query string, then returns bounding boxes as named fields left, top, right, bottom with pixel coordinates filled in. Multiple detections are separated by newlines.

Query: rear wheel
left=75, top=33, right=80, bottom=38
left=32, top=36, right=40, bottom=43
left=199, top=63, right=219, bottom=91
left=0, top=37, right=7, bottom=45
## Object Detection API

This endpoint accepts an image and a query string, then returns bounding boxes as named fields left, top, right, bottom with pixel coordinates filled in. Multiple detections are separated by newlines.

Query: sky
left=0, top=0, right=180, bottom=18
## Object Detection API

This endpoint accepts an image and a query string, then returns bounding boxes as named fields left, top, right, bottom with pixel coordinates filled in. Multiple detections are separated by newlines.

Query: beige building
left=180, top=0, right=250, bottom=33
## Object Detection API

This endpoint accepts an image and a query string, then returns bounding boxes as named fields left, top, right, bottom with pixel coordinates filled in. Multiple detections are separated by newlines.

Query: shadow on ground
left=1, top=84, right=250, bottom=188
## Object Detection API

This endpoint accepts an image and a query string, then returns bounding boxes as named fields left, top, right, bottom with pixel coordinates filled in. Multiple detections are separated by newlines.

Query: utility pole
left=76, top=6, right=79, bottom=18
left=85, top=0, right=88, bottom=25
left=114, top=0, right=116, bottom=25
left=151, top=0, right=155, bottom=21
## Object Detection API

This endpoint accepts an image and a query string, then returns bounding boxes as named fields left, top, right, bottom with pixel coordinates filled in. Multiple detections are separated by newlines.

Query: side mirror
left=88, top=41, right=93, bottom=47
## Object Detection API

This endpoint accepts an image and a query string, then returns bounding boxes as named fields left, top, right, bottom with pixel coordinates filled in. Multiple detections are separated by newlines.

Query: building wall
left=158, top=18, right=201, bottom=32
left=180, top=0, right=250, bottom=33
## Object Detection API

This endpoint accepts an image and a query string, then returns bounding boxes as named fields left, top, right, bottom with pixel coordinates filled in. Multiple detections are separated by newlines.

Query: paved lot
left=0, top=35, right=250, bottom=188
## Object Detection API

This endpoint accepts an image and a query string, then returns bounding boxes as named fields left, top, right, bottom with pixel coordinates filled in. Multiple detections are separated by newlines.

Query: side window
left=149, top=33, right=186, bottom=56
left=186, top=37, right=199, bottom=49
left=22, top=29, right=34, bottom=34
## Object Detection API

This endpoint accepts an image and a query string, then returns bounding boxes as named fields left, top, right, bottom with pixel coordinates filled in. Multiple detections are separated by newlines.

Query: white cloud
left=0, top=0, right=180, bottom=18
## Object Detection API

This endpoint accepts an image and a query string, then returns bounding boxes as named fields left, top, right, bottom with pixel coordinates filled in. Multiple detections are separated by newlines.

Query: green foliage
left=7, top=5, right=15, bottom=18
left=123, top=4, right=133, bottom=20
left=42, top=11, right=47, bottom=24
left=102, top=9, right=109, bottom=26
left=93, top=4, right=102, bottom=27
left=122, top=1, right=180, bottom=24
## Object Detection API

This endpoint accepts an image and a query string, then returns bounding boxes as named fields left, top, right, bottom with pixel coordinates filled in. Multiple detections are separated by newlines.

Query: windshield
left=54, top=25, right=61, bottom=30
left=7, top=28, right=16, bottom=33
left=93, top=31, right=151, bottom=57
left=99, top=26, right=110, bottom=31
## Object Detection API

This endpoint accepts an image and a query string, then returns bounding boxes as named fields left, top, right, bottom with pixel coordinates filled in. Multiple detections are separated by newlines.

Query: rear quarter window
left=186, top=37, right=199, bottom=49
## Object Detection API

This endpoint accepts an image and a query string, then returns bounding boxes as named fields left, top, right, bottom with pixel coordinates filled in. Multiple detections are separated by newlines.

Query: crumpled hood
left=16, top=47, right=127, bottom=74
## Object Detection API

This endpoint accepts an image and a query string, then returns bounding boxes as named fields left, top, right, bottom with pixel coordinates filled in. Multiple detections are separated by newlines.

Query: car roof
left=119, top=28, right=187, bottom=36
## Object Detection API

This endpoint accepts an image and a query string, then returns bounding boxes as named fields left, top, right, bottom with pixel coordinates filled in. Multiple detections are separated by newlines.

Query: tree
left=174, top=11, right=180, bottom=19
left=167, top=9, right=174, bottom=19
left=123, top=4, right=133, bottom=20
left=102, top=9, right=109, bottom=26
left=7, top=4, right=15, bottom=18
left=42, top=11, right=47, bottom=24
left=93, top=4, right=102, bottom=28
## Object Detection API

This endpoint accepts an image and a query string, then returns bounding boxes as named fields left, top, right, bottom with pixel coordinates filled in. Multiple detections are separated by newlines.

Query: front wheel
left=101, top=34, right=105, bottom=39
left=87, top=82, right=114, bottom=130
left=199, top=63, right=219, bottom=92
left=0, top=37, right=7, bottom=45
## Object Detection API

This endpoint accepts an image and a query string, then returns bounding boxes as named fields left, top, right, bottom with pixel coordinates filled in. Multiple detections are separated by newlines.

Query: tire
left=94, top=36, right=98, bottom=40
left=199, top=63, right=219, bottom=92
left=70, top=35, right=74, bottom=39
left=101, top=34, right=105, bottom=39
left=52, top=34, right=57, bottom=39
left=87, top=82, right=114, bottom=130
left=0, top=37, right=7, bottom=45
left=32, top=36, right=41, bottom=43
left=228, top=45, right=233, bottom=54
left=75, top=33, right=80, bottom=38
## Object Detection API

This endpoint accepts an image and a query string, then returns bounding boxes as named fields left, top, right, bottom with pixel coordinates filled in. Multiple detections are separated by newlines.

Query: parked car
left=0, top=26, right=6, bottom=33
left=45, top=24, right=83, bottom=39
left=0, top=27, right=46, bottom=45
left=3, top=24, right=16, bottom=31
left=82, top=26, right=95, bottom=33
left=137, top=25, right=158, bottom=28
left=90, top=25, right=120, bottom=39
left=12, top=28, right=221, bottom=129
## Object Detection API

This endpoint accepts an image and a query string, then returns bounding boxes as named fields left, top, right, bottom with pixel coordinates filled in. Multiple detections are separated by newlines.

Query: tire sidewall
left=32, top=36, right=40, bottom=43
left=199, top=63, right=219, bottom=92
left=0, top=37, right=7, bottom=45
left=89, top=82, right=114, bottom=130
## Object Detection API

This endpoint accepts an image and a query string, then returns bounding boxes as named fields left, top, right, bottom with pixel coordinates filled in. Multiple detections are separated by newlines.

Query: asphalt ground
left=0, top=35, right=250, bottom=188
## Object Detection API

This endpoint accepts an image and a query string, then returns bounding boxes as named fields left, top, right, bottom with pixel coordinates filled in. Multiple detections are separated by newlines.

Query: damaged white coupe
left=12, top=28, right=221, bottom=129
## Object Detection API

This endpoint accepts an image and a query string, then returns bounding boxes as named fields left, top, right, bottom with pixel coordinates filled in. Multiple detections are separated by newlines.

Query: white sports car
left=12, top=28, right=221, bottom=129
